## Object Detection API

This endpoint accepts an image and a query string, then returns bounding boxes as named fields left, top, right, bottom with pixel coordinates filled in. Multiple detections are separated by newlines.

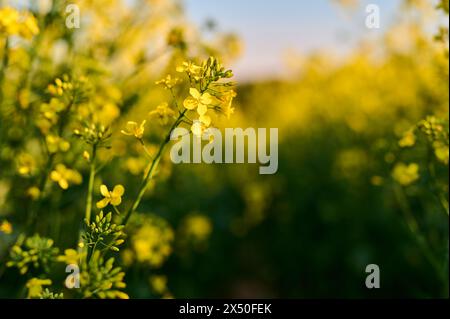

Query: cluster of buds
left=73, top=122, right=112, bottom=148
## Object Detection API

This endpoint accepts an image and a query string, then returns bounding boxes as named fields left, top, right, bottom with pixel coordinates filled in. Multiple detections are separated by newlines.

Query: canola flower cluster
left=0, top=7, right=39, bottom=39
left=0, top=0, right=448, bottom=299
left=0, top=0, right=238, bottom=299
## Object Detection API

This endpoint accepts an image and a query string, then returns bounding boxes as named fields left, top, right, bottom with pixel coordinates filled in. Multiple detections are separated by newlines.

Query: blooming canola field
left=0, top=0, right=448, bottom=299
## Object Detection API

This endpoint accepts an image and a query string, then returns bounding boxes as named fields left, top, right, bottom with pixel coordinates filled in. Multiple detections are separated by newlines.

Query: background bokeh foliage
left=0, top=0, right=448, bottom=298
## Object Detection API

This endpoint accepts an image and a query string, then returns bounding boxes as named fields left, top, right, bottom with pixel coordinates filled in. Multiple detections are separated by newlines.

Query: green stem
left=112, top=205, right=122, bottom=216
left=0, top=38, right=9, bottom=103
left=122, top=110, right=187, bottom=225
left=85, top=145, right=97, bottom=224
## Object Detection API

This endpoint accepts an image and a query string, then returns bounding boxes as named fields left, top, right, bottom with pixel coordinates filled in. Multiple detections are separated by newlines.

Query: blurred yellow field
left=0, top=0, right=448, bottom=299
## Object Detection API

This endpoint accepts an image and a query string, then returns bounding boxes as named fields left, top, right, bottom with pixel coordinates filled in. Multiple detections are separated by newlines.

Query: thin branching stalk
left=85, top=144, right=97, bottom=225
left=122, top=109, right=187, bottom=225
left=122, top=81, right=213, bottom=225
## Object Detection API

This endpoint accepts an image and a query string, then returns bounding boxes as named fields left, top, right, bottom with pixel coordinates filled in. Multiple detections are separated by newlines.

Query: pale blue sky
left=183, top=0, right=402, bottom=80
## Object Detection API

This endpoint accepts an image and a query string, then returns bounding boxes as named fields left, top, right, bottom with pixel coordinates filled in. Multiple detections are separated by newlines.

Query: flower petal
left=126, top=122, right=138, bottom=131
left=59, top=179, right=69, bottom=190
left=96, top=198, right=110, bottom=209
left=112, top=185, right=125, bottom=196
left=110, top=196, right=122, bottom=206
left=50, top=171, right=60, bottom=182
left=200, top=93, right=213, bottom=105
left=189, top=88, right=201, bottom=99
left=199, top=114, right=211, bottom=126
left=121, top=130, right=133, bottom=136
left=100, top=185, right=110, bottom=197
left=197, top=103, right=208, bottom=116
left=183, top=96, right=198, bottom=110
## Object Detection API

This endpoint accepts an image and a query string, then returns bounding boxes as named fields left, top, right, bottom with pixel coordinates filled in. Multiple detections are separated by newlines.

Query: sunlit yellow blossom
left=95, top=102, right=121, bottom=126
left=183, top=214, right=212, bottom=242
left=0, top=7, right=20, bottom=36
left=220, top=90, right=237, bottom=119
left=27, top=187, right=41, bottom=200
left=0, top=7, right=39, bottom=39
left=83, top=151, right=90, bottom=162
left=17, top=153, right=36, bottom=176
left=124, top=157, right=147, bottom=175
left=19, top=12, right=39, bottom=39
left=18, top=89, right=30, bottom=109
left=148, top=102, right=176, bottom=125
left=191, top=120, right=206, bottom=137
left=0, top=220, right=12, bottom=234
left=57, top=249, right=80, bottom=264
left=176, top=61, right=202, bottom=79
left=121, top=121, right=146, bottom=139
left=47, top=77, right=72, bottom=96
left=183, top=88, right=213, bottom=115
left=155, top=75, right=180, bottom=89
left=40, top=98, right=65, bottom=124
left=434, top=142, right=449, bottom=165
left=26, top=278, right=52, bottom=299
left=96, top=185, right=125, bottom=209
left=131, top=216, right=174, bottom=268
left=50, top=164, right=82, bottom=190
left=392, top=163, right=420, bottom=186
left=399, top=130, right=416, bottom=148
left=46, top=135, right=70, bottom=153
left=191, top=114, right=213, bottom=137
left=149, top=275, right=167, bottom=294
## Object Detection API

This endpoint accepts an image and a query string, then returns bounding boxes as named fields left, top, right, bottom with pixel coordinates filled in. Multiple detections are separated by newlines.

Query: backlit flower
left=121, top=121, right=146, bottom=139
left=183, top=88, right=213, bottom=115
left=149, top=102, right=176, bottom=125
left=0, top=220, right=12, bottom=234
left=392, top=163, right=420, bottom=186
left=96, top=184, right=125, bottom=209
left=50, top=164, right=82, bottom=190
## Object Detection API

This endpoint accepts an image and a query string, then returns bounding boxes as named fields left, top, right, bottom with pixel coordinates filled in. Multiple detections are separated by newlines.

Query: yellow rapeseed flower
left=19, top=12, right=39, bottom=39
left=50, top=164, right=82, bottom=190
left=220, top=90, right=237, bottom=119
left=149, top=275, right=168, bottom=294
left=399, top=130, right=416, bottom=148
left=191, top=119, right=211, bottom=137
left=0, top=7, right=38, bottom=39
left=17, top=153, right=36, bottom=176
left=132, top=222, right=174, bottom=267
left=183, top=88, right=213, bottom=115
left=96, top=185, right=125, bottom=209
left=0, top=220, right=12, bottom=234
left=26, top=278, right=52, bottom=299
left=46, top=135, right=70, bottom=153
left=121, top=121, right=146, bottom=139
left=57, top=249, right=80, bottom=264
left=155, top=75, right=180, bottom=89
left=183, top=214, right=212, bottom=242
left=148, top=102, right=176, bottom=125
left=176, top=61, right=202, bottom=79
left=392, top=163, right=420, bottom=186
left=433, top=142, right=449, bottom=165
left=27, top=186, right=41, bottom=200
